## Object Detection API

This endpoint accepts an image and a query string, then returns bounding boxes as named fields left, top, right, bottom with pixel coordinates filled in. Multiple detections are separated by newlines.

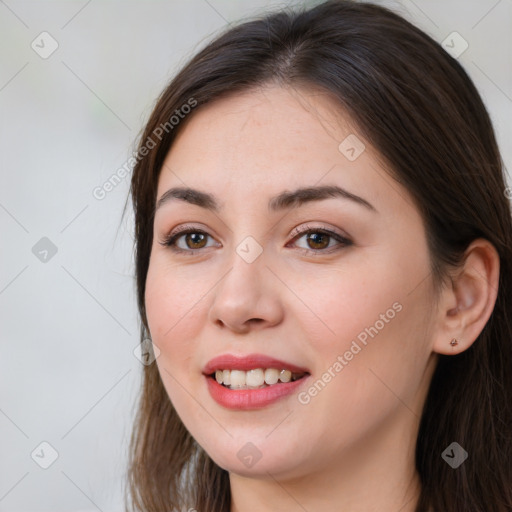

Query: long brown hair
left=125, top=1, right=512, bottom=510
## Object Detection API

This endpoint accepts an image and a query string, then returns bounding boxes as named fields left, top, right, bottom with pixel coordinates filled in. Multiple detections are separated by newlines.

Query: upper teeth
left=215, top=368, right=304, bottom=389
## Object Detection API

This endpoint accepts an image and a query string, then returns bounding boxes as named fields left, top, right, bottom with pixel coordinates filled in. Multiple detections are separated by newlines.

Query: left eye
left=289, top=228, right=351, bottom=253
left=160, top=226, right=352, bottom=254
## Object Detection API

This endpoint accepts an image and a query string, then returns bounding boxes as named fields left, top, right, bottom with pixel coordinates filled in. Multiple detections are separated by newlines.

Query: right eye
left=159, top=226, right=219, bottom=254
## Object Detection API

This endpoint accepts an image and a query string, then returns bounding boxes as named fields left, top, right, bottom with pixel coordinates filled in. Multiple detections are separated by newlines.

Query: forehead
left=156, top=85, right=413, bottom=222
left=166, top=85, right=356, bottom=167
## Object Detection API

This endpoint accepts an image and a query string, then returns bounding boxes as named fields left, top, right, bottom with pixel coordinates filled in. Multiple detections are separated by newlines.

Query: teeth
left=279, top=369, right=292, bottom=383
left=246, top=368, right=264, bottom=388
left=264, top=368, right=279, bottom=385
left=213, top=368, right=305, bottom=389
left=230, top=370, right=246, bottom=389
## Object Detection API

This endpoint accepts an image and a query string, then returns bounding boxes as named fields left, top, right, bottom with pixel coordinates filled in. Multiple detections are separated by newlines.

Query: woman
left=125, top=1, right=512, bottom=510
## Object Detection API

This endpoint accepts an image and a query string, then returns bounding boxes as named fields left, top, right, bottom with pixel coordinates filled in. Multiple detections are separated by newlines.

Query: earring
left=450, top=338, right=459, bottom=346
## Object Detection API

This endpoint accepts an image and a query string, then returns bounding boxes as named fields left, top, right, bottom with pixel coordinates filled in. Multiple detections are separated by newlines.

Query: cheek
left=294, top=298, right=428, bottom=453
left=145, top=260, right=210, bottom=428
left=144, top=258, right=206, bottom=375
left=290, top=256, right=404, bottom=356
left=294, top=246, right=433, bottom=401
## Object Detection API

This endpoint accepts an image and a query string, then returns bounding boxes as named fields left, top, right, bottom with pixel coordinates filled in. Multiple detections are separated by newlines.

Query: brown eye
left=160, top=225, right=352, bottom=256
left=304, top=232, right=330, bottom=250
left=184, top=232, right=207, bottom=249
left=160, top=228, right=217, bottom=254
left=289, top=226, right=352, bottom=255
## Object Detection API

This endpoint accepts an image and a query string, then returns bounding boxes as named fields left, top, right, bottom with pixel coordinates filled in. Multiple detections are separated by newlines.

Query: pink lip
left=205, top=376, right=309, bottom=410
left=202, top=353, right=310, bottom=410
left=202, top=353, right=310, bottom=375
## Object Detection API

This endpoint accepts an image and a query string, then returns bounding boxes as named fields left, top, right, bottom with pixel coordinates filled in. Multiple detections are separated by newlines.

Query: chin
left=201, top=439, right=310, bottom=480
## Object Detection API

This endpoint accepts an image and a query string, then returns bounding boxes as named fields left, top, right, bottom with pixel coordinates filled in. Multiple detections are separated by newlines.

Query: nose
left=207, top=248, right=284, bottom=334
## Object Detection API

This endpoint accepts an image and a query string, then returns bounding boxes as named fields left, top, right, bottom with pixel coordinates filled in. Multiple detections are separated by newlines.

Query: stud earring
left=450, top=338, right=459, bottom=346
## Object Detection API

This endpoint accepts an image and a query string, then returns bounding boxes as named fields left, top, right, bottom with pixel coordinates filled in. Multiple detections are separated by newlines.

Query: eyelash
left=159, top=223, right=352, bottom=256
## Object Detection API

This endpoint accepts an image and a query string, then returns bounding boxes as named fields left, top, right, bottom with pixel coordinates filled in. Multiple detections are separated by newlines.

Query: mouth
left=203, top=356, right=311, bottom=410
left=209, top=368, right=309, bottom=390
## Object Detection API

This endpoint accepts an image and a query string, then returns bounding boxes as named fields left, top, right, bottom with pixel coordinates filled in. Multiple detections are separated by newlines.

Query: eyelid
left=159, top=222, right=352, bottom=254
left=286, top=224, right=352, bottom=255
left=288, top=222, right=350, bottom=242
left=158, top=224, right=218, bottom=253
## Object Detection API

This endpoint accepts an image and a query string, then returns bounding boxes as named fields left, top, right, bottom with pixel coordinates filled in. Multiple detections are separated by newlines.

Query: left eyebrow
left=155, top=184, right=377, bottom=213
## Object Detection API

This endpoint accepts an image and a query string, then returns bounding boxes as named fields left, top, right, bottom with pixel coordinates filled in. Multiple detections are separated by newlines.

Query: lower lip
left=205, top=375, right=309, bottom=410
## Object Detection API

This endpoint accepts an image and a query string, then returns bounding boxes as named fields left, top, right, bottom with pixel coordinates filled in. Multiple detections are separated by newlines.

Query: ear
left=432, top=238, right=500, bottom=355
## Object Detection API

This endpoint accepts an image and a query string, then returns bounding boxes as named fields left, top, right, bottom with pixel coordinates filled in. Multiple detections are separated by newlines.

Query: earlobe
left=432, top=238, right=500, bottom=356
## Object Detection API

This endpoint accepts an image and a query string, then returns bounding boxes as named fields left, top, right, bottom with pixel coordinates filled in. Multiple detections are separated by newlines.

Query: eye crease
left=158, top=224, right=353, bottom=256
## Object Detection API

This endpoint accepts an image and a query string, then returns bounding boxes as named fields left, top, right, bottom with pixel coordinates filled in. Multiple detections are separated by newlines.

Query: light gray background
left=1, top=1, right=510, bottom=511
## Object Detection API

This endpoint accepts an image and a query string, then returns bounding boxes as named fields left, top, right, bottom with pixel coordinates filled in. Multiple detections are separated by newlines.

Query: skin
left=144, top=84, right=499, bottom=512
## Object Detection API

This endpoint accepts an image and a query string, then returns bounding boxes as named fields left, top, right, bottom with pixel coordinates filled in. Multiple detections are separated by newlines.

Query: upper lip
left=203, top=353, right=310, bottom=375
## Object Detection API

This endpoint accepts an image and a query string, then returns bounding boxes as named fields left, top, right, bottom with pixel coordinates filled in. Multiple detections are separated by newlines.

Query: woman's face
left=145, top=85, right=439, bottom=479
